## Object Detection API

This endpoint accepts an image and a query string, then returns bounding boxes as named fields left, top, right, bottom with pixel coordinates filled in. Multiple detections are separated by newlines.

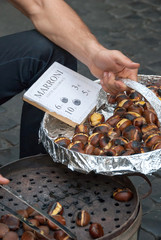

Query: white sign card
left=23, top=62, right=101, bottom=127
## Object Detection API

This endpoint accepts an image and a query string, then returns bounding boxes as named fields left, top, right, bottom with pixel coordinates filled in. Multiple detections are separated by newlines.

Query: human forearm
left=9, top=0, right=103, bottom=69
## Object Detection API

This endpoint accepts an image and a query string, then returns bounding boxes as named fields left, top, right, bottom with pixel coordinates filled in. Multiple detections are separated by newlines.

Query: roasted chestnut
left=103, top=148, right=116, bottom=156
left=88, top=112, right=105, bottom=127
left=111, top=145, right=125, bottom=156
left=152, top=142, right=161, bottom=150
left=128, top=104, right=144, bottom=115
left=116, top=93, right=129, bottom=103
left=113, top=188, right=133, bottom=202
left=67, top=141, right=84, bottom=152
left=126, top=140, right=141, bottom=153
left=76, top=210, right=90, bottom=227
left=107, top=127, right=121, bottom=138
left=0, top=223, right=9, bottom=238
left=105, top=115, right=121, bottom=127
left=133, top=116, right=146, bottom=127
left=93, top=123, right=111, bottom=133
left=122, top=125, right=142, bottom=141
left=121, top=149, right=135, bottom=156
left=145, top=133, right=161, bottom=148
left=141, top=123, right=159, bottom=135
left=26, top=206, right=38, bottom=217
left=72, top=133, right=88, bottom=145
left=93, top=147, right=104, bottom=156
left=35, top=225, right=50, bottom=240
left=47, top=215, right=66, bottom=230
left=116, top=118, right=132, bottom=132
left=54, top=137, right=71, bottom=148
left=135, top=100, right=146, bottom=109
left=0, top=214, right=20, bottom=231
left=88, top=132, right=103, bottom=147
left=124, top=111, right=141, bottom=121
left=143, top=110, right=159, bottom=126
left=114, top=107, right=126, bottom=117
left=140, top=146, right=151, bottom=153
left=89, top=223, right=104, bottom=239
left=3, top=231, right=19, bottom=240
left=99, top=135, right=111, bottom=148
left=74, top=124, right=89, bottom=134
left=112, top=137, right=128, bottom=147
left=48, top=202, right=63, bottom=217
left=128, top=90, right=142, bottom=102
left=84, top=144, right=95, bottom=155
left=117, top=99, right=133, bottom=109
left=107, top=94, right=116, bottom=104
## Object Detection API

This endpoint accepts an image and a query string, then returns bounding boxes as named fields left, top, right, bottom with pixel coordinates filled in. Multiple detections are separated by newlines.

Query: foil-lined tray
left=39, top=74, right=161, bottom=176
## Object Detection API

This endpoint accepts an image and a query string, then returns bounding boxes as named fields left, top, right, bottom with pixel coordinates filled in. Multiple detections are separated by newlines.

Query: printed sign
left=23, top=62, right=101, bottom=127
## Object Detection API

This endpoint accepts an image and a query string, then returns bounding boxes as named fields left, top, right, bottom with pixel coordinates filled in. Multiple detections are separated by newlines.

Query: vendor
left=0, top=0, right=140, bottom=169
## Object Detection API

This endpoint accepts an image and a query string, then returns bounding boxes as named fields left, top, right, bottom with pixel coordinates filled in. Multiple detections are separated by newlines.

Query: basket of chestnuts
left=40, top=74, right=161, bottom=176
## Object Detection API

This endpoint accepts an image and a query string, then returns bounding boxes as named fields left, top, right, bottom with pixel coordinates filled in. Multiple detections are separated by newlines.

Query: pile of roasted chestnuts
left=54, top=83, right=161, bottom=156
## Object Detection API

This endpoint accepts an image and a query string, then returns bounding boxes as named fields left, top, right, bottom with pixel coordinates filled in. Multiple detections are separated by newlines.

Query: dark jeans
left=0, top=30, right=77, bottom=158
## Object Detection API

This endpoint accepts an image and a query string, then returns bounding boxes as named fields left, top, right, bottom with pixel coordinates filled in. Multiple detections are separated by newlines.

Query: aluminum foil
left=39, top=74, right=161, bottom=176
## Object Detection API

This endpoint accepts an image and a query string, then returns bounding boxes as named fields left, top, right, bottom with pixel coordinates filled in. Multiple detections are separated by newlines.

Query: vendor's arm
left=8, top=0, right=140, bottom=94
left=0, top=175, right=10, bottom=185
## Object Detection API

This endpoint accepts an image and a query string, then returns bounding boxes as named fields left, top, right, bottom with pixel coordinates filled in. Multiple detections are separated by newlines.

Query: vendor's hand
left=89, top=48, right=140, bottom=95
left=0, top=174, right=10, bottom=185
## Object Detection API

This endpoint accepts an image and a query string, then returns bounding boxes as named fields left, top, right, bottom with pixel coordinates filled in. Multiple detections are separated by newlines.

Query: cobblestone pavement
left=0, top=0, right=161, bottom=239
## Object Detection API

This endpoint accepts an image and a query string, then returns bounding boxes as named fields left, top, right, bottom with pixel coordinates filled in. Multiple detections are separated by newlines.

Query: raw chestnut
left=48, top=202, right=63, bottom=216
left=21, top=231, right=36, bottom=240
left=74, top=124, right=89, bottom=134
left=89, top=223, right=104, bottom=239
left=0, top=214, right=20, bottom=231
left=0, top=223, right=9, bottom=238
left=34, top=215, right=47, bottom=225
left=23, top=219, right=39, bottom=232
left=54, top=230, right=70, bottom=240
left=76, top=210, right=90, bottom=227
left=113, top=188, right=133, bottom=202
left=47, top=215, right=66, bottom=230
left=88, top=112, right=105, bottom=127
left=17, top=209, right=28, bottom=218
left=2, top=231, right=19, bottom=240
left=54, top=137, right=71, bottom=148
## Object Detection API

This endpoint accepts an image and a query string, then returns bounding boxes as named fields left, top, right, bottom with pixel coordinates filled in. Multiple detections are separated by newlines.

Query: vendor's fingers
left=0, top=174, right=10, bottom=185
left=101, top=72, right=124, bottom=94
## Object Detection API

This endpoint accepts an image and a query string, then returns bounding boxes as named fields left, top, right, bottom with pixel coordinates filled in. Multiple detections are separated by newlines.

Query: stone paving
left=0, top=0, right=161, bottom=239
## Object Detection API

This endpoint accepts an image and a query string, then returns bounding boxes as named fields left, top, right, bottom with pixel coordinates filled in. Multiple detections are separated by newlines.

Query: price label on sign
left=23, top=62, right=101, bottom=127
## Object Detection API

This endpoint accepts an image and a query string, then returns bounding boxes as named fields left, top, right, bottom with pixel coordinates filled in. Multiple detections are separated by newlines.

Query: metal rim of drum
left=0, top=154, right=140, bottom=240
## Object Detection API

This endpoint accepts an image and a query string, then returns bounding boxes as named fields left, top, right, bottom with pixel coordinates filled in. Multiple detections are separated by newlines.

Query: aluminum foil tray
left=39, top=75, right=161, bottom=176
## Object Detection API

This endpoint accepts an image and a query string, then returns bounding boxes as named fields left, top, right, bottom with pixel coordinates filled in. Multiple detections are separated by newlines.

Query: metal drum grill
left=0, top=155, right=140, bottom=239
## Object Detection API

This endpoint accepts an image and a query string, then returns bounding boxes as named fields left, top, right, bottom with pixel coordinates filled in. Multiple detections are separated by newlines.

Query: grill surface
left=0, top=155, right=139, bottom=239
